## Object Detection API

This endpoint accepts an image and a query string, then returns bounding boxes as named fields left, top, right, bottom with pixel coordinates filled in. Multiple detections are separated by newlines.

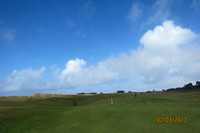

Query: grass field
left=0, top=91, right=200, bottom=133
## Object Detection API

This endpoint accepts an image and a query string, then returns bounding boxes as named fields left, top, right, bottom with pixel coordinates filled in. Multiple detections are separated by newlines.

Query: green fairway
left=0, top=91, right=200, bottom=133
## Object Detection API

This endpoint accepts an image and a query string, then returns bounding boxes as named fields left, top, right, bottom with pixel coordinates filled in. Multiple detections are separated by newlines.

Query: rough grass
left=0, top=91, right=200, bottom=133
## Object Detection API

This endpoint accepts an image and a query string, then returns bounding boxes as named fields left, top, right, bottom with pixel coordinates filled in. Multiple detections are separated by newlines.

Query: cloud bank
left=0, top=67, right=46, bottom=92
left=58, top=20, right=200, bottom=89
left=1, top=20, right=200, bottom=95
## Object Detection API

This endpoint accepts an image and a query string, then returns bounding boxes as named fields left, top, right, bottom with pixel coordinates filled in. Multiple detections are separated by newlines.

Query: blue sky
left=0, top=0, right=200, bottom=96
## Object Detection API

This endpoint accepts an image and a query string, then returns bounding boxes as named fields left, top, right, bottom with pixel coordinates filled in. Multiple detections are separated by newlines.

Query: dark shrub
left=117, top=90, right=125, bottom=93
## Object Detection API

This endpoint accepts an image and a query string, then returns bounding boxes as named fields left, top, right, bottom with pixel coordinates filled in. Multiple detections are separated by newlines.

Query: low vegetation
left=0, top=89, right=200, bottom=133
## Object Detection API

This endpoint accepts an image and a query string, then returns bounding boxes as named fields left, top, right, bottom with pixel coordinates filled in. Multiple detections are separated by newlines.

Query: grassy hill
left=0, top=91, right=200, bottom=133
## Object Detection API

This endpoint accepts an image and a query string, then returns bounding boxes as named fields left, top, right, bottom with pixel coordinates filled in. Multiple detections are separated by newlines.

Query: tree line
left=166, top=81, right=200, bottom=92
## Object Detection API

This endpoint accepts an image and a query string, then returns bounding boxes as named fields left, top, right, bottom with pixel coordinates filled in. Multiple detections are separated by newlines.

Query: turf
left=0, top=91, right=200, bottom=133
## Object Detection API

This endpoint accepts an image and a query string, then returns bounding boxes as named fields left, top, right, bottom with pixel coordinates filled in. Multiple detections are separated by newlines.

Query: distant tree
left=196, top=81, right=200, bottom=86
left=128, top=91, right=132, bottom=93
left=100, top=92, right=103, bottom=94
left=162, top=89, right=165, bottom=92
left=188, top=83, right=193, bottom=87
left=166, top=81, right=200, bottom=92
left=166, top=88, right=175, bottom=91
left=183, top=84, right=187, bottom=88
left=80, top=92, right=85, bottom=94
left=117, top=90, right=125, bottom=93
left=90, top=92, right=97, bottom=94
left=153, top=89, right=155, bottom=92
left=184, top=83, right=193, bottom=89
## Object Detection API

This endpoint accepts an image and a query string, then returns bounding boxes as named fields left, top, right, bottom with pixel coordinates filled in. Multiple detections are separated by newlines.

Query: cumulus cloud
left=58, top=57, right=136, bottom=88
left=140, top=20, right=197, bottom=49
left=136, top=20, right=200, bottom=87
left=58, top=20, right=200, bottom=90
left=0, top=67, right=46, bottom=92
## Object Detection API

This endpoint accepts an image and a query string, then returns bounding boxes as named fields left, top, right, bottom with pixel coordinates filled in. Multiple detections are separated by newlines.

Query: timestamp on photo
left=157, top=117, right=187, bottom=123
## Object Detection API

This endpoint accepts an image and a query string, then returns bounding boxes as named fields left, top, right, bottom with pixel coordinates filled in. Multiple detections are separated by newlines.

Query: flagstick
left=111, top=96, right=114, bottom=104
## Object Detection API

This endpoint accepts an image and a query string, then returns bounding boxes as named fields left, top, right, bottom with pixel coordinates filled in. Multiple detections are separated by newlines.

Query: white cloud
left=58, top=20, right=200, bottom=90
left=49, top=65, right=61, bottom=79
left=58, top=56, right=135, bottom=88
left=0, top=67, right=46, bottom=92
left=133, top=20, right=200, bottom=87
left=140, top=20, right=197, bottom=49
